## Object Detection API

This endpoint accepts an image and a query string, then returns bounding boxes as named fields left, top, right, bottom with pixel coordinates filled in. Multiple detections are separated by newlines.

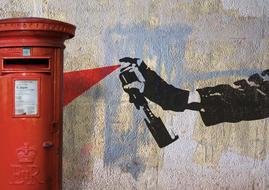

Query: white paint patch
left=221, top=0, right=268, bottom=17
left=33, top=0, right=43, bottom=17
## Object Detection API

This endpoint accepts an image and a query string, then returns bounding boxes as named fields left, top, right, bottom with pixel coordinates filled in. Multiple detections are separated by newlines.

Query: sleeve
left=197, top=70, right=269, bottom=126
left=138, top=62, right=190, bottom=112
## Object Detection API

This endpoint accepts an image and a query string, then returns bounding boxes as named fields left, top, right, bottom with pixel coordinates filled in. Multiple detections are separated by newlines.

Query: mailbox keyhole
left=43, top=141, right=54, bottom=149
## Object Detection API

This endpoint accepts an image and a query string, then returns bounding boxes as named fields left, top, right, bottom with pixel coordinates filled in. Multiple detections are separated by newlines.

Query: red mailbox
left=0, top=18, right=75, bottom=190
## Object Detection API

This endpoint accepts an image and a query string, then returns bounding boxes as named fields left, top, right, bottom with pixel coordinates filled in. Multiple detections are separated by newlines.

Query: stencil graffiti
left=119, top=57, right=269, bottom=147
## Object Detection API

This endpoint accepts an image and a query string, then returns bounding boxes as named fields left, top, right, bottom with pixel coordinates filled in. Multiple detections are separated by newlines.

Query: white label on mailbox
left=15, top=80, right=38, bottom=115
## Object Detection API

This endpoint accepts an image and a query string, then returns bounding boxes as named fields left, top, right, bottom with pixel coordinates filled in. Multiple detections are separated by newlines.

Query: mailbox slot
left=2, top=57, right=51, bottom=72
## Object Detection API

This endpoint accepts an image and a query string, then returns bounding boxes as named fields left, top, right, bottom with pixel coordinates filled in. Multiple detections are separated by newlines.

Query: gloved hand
left=119, top=57, right=145, bottom=94
left=119, top=57, right=190, bottom=112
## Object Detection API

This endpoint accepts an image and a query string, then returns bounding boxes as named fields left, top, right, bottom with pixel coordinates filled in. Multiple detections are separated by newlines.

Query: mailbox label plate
left=22, top=47, right=31, bottom=56
left=15, top=80, right=38, bottom=115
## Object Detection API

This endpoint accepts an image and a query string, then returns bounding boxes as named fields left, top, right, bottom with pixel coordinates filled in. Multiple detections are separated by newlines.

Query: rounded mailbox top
left=0, top=17, right=76, bottom=47
left=0, top=17, right=75, bottom=38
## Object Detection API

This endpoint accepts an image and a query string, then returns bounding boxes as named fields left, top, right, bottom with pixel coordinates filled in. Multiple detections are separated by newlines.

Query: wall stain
left=63, top=85, right=105, bottom=185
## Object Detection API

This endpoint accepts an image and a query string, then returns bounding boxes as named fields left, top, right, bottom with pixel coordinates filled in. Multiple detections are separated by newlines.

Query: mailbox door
left=0, top=71, right=56, bottom=190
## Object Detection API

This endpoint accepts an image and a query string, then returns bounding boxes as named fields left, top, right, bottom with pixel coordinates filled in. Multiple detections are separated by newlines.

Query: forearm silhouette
left=119, top=57, right=269, bottom=126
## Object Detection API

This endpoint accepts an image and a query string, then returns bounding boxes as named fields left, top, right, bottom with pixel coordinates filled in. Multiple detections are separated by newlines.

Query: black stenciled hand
left=118, top=57, right=179, bottom=148
left=119, top=57, right=147, bottom=108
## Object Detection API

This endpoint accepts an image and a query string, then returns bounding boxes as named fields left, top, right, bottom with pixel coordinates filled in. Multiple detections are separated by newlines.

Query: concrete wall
left=1, top=0, right=269, bottom=189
